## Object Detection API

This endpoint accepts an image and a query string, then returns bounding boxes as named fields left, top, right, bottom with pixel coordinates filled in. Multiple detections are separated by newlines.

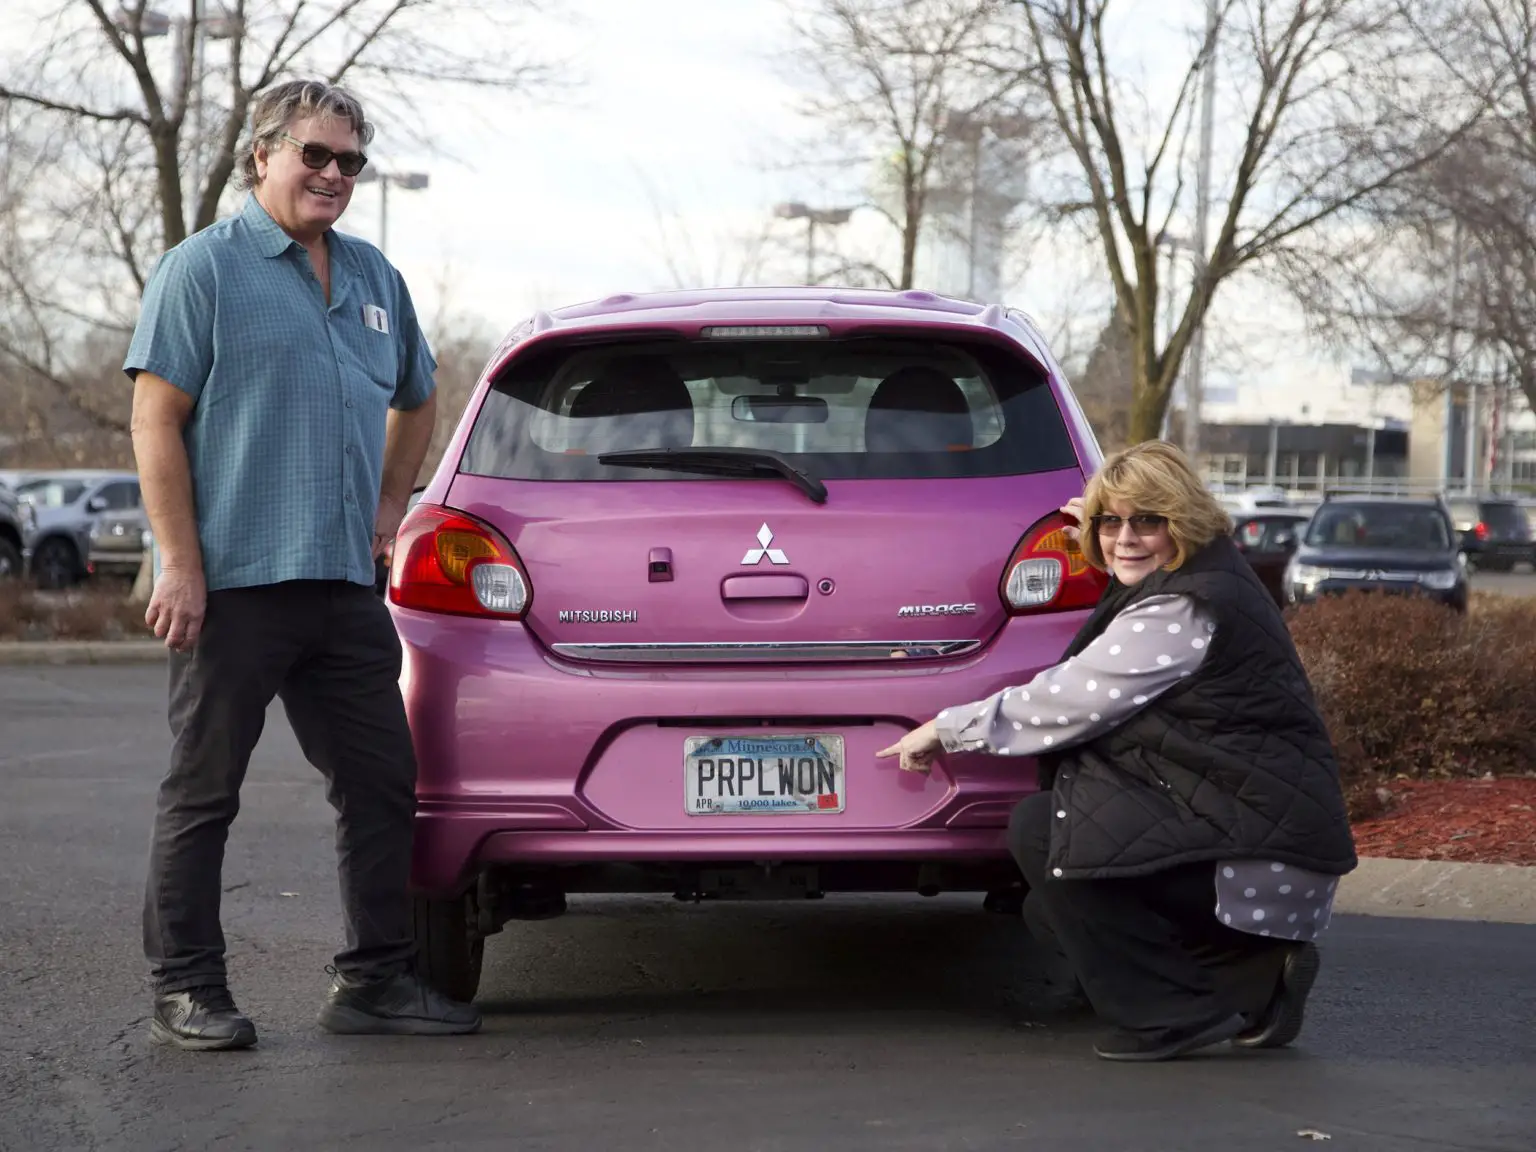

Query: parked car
left=0, top=482, right=29, bottom=581
left=89, top=508, right=153, bottom=580
left=16, top=470, right=145, bottom=588
left=1284, top=496, right=1467, bottom=612
left=1231, top=509, right=1311, bottom=606
left=1445, top=496, right=1535, bottom=572
left=385, top=288, right=1109, bottom=999
left=1215, top=486, right=1293, bottom=518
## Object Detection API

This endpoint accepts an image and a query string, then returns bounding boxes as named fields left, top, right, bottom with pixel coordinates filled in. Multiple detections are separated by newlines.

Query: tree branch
left=0, top=85, right=145, bottom=124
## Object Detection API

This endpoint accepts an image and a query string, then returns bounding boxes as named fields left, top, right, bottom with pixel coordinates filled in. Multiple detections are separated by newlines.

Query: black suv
left=1446, top=497, right=1535, bottom=572
left=0, top=483, right=24, bottom=580
left=1284, top=496, right=1467, bottom=612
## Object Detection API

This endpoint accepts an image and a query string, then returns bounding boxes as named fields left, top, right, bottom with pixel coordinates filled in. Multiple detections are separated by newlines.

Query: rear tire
left=31, top=537, right=79, bottom=589
left=0, top=537, right=21, bottom=581
left=412, top=891, right=484, bottom=1003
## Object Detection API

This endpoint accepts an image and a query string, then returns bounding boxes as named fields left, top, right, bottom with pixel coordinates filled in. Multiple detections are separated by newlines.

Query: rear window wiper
left=596, top=447, right=828, bottom=504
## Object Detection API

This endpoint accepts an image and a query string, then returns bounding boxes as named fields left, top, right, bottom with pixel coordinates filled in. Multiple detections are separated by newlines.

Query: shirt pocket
left=354, top=328, right=399, bottom=393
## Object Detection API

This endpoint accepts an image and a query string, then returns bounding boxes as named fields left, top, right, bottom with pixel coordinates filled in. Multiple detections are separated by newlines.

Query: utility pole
left=1443, top=220, right=1464, bottom=489
left=1182, top=0, right=1219, bottom=465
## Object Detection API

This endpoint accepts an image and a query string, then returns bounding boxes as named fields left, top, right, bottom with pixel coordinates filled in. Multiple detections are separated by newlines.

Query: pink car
left=387, top=287, right=1107, bottom=999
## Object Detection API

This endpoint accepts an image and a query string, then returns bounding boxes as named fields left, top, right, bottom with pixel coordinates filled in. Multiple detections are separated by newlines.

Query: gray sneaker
left=316, top=968, right=482, bottom=1036
left=150, top=986, right=258, bottom=1051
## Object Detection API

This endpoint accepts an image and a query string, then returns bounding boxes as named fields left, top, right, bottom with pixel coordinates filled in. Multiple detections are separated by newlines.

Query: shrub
left=0, top=582, right=152, bottom=641
left=1287, top=592, right=1536, bottom=804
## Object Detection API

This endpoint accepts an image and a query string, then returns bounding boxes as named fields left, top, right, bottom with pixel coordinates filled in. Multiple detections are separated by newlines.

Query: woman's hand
left=1061, top=496, right=1086, bottom=543
left=875, top=719, right=943, bottom=774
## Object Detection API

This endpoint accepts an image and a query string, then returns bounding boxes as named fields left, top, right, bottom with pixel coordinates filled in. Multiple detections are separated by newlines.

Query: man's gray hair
left=236, top=79, right=375, bottom=190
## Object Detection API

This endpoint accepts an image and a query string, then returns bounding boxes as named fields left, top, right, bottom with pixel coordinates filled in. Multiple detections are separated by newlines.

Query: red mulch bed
left=1351, top=777, right=1536, bottom=866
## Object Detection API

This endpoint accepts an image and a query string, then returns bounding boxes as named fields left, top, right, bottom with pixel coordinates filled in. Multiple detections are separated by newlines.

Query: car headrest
left=864, top=365, right=974, bottom=454
left=569, top=356, right=694, bottom=449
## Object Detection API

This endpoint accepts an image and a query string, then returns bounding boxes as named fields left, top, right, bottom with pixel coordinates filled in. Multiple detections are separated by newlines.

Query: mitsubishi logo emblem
left=742, top=523, right=789, bottom=566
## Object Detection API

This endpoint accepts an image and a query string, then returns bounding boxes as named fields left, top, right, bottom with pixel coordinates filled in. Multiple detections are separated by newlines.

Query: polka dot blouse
left=932, top=593, right=1337, bottom=942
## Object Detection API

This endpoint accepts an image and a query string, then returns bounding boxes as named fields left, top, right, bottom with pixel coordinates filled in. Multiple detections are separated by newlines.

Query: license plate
left=684, top=733, right=845, bottom=815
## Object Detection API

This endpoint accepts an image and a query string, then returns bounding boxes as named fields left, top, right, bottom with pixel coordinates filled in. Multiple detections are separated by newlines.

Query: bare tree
left=636, top=172, right=780, bottom=290
left=1315, top=1, right=1536, bottom=425
left=784, top=0, right=1032, bottom=289
left=1008, top=0, right=1475, bottom=444
left=0, top=0, right=565, bottom=458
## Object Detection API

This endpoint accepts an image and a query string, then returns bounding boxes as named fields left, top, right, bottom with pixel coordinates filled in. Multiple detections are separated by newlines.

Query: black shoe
left=1093, top=1013, right=1246, bottom=1063
left=317, top=967, right=482, bottom=1036
left=149, top=986, right=258, bottom=1051
left=1233, top=942, right=1320, bottom=1050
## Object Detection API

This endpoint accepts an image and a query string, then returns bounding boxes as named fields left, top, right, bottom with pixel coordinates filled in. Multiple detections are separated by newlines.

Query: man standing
left=126, top=79, right=479, bottom=1050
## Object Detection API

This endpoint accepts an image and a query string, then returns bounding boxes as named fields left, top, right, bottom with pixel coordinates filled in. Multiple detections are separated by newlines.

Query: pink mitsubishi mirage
left=387, top=287, right=1108, bottom=999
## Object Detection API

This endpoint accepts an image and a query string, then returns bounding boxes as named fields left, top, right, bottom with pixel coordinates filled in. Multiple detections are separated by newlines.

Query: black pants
left=1009, top=791, right=1286, bottom=1036
left=143, top=580, right=418, bottom=994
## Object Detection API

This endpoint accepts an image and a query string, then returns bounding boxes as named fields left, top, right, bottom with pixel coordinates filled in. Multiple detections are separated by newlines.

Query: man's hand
left=374, top=492, right=409, bottom=560
left=875, top=719, right=943, bottom=774
left=146, top=564, right=207, bottom=653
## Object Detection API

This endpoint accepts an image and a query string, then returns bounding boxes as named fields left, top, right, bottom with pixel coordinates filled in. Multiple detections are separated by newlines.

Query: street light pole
left=115, top=4, right=240, bottom=234
left=1183, top=0, right=1219, bottom=464
left=1156, top=229, right=1192, bottom=441
left=357, top=168, right=430, bottom=260
left=774, top=202, right=855, bottom=286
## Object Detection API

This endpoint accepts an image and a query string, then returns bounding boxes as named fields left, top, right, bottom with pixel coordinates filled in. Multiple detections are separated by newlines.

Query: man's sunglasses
left=281, top=134, right=368, bottom=178
left=1091, top=513, right=1169, bottom=536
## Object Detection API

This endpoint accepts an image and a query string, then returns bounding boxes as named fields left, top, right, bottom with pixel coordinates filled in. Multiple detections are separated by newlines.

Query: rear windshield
left=1305, top=504, right=1452, bottom=550
left=459, top=336, right=1078, bottom=481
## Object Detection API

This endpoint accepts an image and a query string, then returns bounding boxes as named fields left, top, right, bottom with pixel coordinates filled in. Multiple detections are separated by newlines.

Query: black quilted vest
left=1036, top=534, right=1358, bottom=880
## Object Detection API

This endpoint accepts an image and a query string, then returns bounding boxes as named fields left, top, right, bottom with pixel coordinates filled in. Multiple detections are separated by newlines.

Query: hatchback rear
left=387, top=289, right=1106, bottom=998
left=1447, top=498, right=1535, bottom=571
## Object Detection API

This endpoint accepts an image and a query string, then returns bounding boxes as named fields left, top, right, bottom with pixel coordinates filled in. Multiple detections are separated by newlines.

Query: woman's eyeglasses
left=1092, top=513, right=1169, bottom=537
left=281, top=134, right=368, bottom=178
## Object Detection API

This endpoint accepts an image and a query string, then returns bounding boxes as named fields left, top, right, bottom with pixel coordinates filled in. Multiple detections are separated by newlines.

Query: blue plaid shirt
left=124, top=195, right=436, bottom=592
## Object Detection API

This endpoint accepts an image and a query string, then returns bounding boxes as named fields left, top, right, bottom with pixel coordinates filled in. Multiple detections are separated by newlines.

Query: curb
left=0, top=640, right=168, bottom=665
left=1335, top=857, right=1536, bottom=925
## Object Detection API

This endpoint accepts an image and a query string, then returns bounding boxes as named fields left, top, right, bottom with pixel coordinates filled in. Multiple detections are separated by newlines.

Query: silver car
left=16, top=470, right=146, bottom=588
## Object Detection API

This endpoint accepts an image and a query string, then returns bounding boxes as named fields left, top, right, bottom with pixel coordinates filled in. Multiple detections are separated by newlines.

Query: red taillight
left=1474, top=521, right=1489, bottom=541
left=388, top=505, right=531, bottom=619
left=1000, top=513, right=1109, bottom=615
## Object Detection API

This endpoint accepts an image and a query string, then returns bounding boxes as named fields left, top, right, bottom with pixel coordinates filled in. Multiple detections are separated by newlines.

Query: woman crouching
left=878, top=440, right=1357, bottom=1062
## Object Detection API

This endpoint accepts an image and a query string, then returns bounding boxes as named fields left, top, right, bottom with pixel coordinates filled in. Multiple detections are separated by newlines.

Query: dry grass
left=0, top=581, right=152, bottom=641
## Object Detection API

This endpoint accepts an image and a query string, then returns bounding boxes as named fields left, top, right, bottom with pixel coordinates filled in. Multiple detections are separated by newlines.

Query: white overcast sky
left=1, top=0, right=1359, bottom=416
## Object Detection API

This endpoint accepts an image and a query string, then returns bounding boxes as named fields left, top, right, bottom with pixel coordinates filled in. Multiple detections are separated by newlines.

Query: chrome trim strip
left=1324, top=569, right=1422, bottom=582
left=549, top=639, right=983, bottom=663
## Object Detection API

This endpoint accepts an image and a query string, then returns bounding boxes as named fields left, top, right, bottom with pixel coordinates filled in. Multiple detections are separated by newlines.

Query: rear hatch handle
left=721, top=574, right=809, bottom=600
left=596, top=447, right=829, bottom=504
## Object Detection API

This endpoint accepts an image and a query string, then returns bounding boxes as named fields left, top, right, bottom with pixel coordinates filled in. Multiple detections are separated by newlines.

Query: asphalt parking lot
left=2, top=664, right=1534, bottom=1152
left=1475, top=565, right=1536, bottom=596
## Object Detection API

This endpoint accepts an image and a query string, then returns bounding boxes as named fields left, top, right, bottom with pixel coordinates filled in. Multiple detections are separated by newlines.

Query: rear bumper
left=1467, top=541, right=1534, bottom=565
left=394, top=606, right=1086, bottom=896
left=87, top=548, right=144, bottom=574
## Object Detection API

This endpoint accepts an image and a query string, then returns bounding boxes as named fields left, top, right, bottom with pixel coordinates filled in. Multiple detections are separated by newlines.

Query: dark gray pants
left=1009, top=791, right=1284, bottom=1036
left=143, top=580, right=418, bottom=994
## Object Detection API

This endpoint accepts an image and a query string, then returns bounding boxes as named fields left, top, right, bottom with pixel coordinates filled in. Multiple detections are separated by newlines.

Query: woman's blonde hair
left=1079, top=440, right=1232, bottom=572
